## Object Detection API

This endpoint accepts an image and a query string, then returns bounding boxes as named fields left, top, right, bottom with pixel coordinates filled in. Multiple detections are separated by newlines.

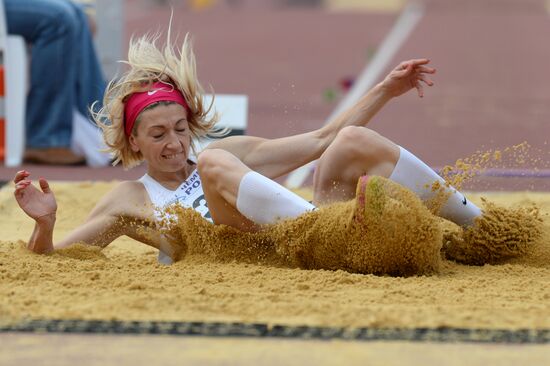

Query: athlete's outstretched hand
left=13, top=170, right=57, bottom=223
left=380, top=59, right=436, bottom=98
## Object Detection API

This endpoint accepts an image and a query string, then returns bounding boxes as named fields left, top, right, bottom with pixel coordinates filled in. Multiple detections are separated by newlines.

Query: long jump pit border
left=2, top=318, right=550, bottom=343
left=1, top=321, right=550, bottom=366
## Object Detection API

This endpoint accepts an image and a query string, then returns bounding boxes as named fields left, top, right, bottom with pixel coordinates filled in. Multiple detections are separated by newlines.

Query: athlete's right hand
left=13, top=171, right=57, bottom=223
left=380, top=59, right=435, bottom=98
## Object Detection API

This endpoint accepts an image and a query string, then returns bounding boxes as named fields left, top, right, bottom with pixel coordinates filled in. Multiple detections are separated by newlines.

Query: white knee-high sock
left=389, top=147, right=481, bottom=227
left=236, top=171, right=316, bottom=225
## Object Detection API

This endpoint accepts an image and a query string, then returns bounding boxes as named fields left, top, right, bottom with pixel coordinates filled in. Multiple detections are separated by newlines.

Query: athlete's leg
left=313, top=126, right=399, bottom=204
left=198, top=149, right=315, bottom=231
left=313, top=126, right=481, bottom=227
left=197, top=149, right=255, bottom=231
left=388, top=146, right=481, bottom=226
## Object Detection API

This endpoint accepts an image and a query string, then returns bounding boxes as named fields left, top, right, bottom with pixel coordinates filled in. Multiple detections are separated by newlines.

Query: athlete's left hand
left=380, top=59, right=436, bottom=98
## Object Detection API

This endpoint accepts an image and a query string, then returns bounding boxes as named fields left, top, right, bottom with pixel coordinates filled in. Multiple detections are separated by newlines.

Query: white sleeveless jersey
left=138, top=169, right=212, bottom=265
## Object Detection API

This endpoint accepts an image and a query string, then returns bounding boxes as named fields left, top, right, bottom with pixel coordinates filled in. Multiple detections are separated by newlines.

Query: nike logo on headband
left=147, top=88, right=171, bottom=96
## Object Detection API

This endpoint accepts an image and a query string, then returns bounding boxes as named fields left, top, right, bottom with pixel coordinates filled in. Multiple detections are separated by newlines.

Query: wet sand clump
left=171, top=207, right=281, bottom=265
left=270, top=176, right=442, bottom=276
left=442, top=200, right=543, bottom=265
left=171, top=176, right=443, bottom=276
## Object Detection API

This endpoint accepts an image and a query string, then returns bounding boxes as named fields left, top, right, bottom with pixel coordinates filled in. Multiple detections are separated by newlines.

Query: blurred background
left=1, top=0, right=549, bottom=190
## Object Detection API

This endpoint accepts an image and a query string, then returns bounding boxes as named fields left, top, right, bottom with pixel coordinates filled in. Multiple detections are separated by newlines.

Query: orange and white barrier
left=0, top=64, right=5, bottom=161
left=0, top=0, right=27, bottom=166
left=0, top=35, right=27, bottom=167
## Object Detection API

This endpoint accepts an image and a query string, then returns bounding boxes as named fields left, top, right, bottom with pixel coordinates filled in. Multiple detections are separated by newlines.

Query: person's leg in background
left=66, top=0, right=105, bottom=118
left=5, top=0, right=85, bottom=164
left=65, top=1, right=111, bottom=166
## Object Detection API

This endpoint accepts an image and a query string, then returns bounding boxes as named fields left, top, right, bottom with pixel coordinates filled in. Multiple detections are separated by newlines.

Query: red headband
left=123, top=81, right=191, bottom=136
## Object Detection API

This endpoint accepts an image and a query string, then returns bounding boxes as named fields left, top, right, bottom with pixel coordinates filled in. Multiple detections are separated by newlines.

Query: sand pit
left=1, top=181, right=549, bottom=330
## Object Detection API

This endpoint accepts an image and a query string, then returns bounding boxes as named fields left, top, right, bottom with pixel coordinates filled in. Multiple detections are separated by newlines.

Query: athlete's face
left=129, top=103, right=191, bottom=172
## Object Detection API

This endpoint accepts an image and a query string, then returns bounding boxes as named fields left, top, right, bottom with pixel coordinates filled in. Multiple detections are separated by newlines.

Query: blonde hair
left=92, top=30, right=223, bottom=169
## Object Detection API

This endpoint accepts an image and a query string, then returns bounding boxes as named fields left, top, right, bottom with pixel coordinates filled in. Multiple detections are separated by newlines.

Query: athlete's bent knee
left=332, top=126, right=386, bottom=159
left=198, top=149, right=227, bottom=181
left=197, top=149, right=241, bottom=185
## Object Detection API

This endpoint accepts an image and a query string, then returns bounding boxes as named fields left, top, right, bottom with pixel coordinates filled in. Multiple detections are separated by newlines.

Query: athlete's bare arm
left=13, top=171, right=166, bottom=254
left=208, top=59, right=435, bottom=179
